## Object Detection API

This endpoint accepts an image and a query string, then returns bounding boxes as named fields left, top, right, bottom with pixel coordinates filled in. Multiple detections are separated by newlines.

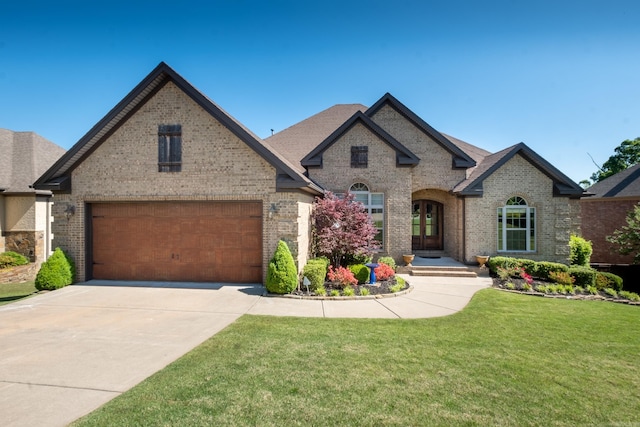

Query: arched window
left=350, top=183, right=384, bottom=248
left=497, top=196, right=536, bottom=252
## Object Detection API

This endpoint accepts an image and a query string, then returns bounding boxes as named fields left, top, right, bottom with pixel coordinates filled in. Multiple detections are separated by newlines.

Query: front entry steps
left=409, top=265, right=478, bottom=278
left=401, top=255, right=478, bottom=278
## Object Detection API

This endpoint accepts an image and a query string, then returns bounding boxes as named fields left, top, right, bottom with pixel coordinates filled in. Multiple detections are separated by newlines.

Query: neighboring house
left=581, top=164, right=640, bottom=265
left=34, top=63, right=584, bottom=284
left=0, top=129, right=66, bottom=265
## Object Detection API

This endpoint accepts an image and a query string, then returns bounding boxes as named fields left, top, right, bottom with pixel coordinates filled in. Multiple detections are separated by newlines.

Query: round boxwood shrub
left=568, top=266, right=596, bottom=287
left=302, top=260, right=327, bottom=292
left=35, top=247, right=75, bottom=291
left=348, top=264, right=370, bottom=284
left=487, top=256, right=517, bottom=275
left=534, top=261, right=569, bottom=280
left=595, top=271, right=623, bottom=291
left=265, top=240, right=298, bottom=294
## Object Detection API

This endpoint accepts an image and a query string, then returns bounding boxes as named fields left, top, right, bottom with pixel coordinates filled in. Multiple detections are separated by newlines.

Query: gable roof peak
left=301, top=110, right=419, bottom=168
left=33, top=62, right=321, bottom=195
left=366, top=93, right=477, bottom=169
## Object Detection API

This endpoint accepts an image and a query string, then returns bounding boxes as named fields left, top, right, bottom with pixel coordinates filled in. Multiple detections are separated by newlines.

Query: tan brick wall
left=52, top=82, right=310, bottom=282
left=307, top=122, right=413, bottom=263
left=581, top=197, right=639, bottom=264
left=465, top=154, right=580, bottom=264
left=369, top=104, right=467, bottom=192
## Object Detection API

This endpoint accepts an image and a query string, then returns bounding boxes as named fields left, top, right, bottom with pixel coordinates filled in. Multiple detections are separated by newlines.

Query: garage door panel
left=91, top=202, right=262, bottom=283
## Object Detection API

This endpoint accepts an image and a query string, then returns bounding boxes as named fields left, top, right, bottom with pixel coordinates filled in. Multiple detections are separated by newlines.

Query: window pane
left=370, top=193, right=384, bottom=205
left=506, top=230, right=527, bottom=251
left=371, top=209, right=383, bottom=228
left=354, top=193, right=368, bottom=204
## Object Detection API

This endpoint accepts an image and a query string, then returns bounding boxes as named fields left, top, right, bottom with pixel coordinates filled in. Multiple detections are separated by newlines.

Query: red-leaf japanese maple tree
left=312, top=191, right=379, bottom=267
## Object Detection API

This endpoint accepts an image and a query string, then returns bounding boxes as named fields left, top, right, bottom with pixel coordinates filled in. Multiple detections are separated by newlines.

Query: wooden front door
left=412, top=200, right=443, bottom=251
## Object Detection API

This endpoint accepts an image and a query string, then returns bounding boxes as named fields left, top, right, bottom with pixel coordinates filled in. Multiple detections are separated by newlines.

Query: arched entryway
left=412, top=200, right=443, bottom=250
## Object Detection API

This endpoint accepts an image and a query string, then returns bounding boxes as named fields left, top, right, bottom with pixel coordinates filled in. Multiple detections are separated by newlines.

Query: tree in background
left=590, top=137, right=640, bottom=183
left=607, top=203, right=640, bottom=264
left=312, top=192, right=379, bottom=267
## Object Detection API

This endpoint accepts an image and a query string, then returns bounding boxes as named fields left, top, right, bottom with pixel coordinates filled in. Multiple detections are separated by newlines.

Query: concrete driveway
left=0, top=274, right=491, bottom=426
left=0, top=281, right=264, bottom=427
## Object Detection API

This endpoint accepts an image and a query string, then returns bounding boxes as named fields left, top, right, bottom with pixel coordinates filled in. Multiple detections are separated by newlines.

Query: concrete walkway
left=0, top=274, right=491, bottom=427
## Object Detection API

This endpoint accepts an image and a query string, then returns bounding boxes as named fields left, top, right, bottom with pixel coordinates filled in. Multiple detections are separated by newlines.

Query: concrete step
left=408, top=265, right=478, bottom=278
left=410, top=269, right=478, bottom=278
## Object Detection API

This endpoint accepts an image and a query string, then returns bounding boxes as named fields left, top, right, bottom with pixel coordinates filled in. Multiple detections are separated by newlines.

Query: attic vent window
left=351, top=146, right=368, bottom=168
left=158, top=124, right=182, bottom=172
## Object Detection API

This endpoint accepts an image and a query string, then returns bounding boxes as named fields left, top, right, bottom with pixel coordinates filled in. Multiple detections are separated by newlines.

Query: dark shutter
left=158, top=124, right=182, bottom=172
left=351, top=146, right=368, bottom=168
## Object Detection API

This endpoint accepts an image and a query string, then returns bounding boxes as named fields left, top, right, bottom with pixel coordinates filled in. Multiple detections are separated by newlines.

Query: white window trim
left=350, top=183, right=384, bottom=250
left=497, top=198, right=536, bottom=252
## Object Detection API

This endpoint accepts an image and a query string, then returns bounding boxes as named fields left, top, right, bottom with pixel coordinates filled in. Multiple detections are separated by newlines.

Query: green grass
left=73, top=289, right=640, bottom=426
left=0, top=281, right=36, bottom=305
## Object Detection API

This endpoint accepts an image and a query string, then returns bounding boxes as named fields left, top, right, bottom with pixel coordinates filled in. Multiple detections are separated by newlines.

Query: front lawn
left=0, top=281, right=36, bottom=306
left=73, top=289, right=640, bottom=426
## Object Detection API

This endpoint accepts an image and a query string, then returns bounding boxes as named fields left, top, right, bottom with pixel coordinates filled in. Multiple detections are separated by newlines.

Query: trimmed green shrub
left=569, top=234, right=593, bottom=267
left=518, top=259, right=537, bottom=276
left=35, top=248, right=75, bottom=291
left=377, top=256, right=396, bottom=271
left=310, top=256, right=330, bottom=269
left=302, top=261, right=327, bottom=292
left=0, top=251, right=29, bottom=269
left=348, top=264, right=370, bottom=284
left=595, top=271, right=623, bottom=291
left=265, top=240, right=298, bottom=294
left=568, top=266, right=596, bottom=287
left=487, top=256, right=517, bottom=275
left=534, top=261, right=569, bottom=280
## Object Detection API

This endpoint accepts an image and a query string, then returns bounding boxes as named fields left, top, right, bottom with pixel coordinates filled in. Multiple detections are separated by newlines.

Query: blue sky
left=1, top=0, right=639, bottom=184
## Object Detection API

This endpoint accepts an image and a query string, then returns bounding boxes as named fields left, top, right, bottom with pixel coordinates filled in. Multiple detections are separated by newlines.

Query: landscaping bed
left=492, top=276, right=640, bottom=304
left=287, top=276, right=410, bottom=299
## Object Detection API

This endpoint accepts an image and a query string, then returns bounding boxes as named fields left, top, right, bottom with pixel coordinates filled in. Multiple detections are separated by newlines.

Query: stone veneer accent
left=51, top=82, right=312, bottom=282
left=0, top=263, right=37, bottom=284
left=3, top=231, right=44, bottom=264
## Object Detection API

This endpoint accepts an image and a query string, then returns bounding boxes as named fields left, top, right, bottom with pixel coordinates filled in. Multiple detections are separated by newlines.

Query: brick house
left=1, top=129, right=65, bottom=266
left=35, top=63, right=584, bottom=283
left=581, top=164, right=640, bottom=265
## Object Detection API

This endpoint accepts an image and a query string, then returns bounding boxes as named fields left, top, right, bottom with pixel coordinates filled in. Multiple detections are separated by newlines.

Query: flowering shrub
left=327, top=265, right=358, bottom=288
left=374, top=263, right=395, bottom=281
left=519, top=268, right=533, bottom=285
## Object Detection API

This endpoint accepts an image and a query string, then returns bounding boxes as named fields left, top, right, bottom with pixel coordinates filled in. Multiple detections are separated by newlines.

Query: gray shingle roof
left=587, top=163, right=640, bottom=198
left=264, top=104, right=366, bottom=172
left=0, top=129, right=65, bottom=193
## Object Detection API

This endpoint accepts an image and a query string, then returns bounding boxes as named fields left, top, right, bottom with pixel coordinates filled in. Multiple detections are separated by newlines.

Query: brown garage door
left=90, top=202, right=262, bottom=283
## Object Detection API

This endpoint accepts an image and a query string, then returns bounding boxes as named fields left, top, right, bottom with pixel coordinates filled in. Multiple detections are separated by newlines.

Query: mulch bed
left=291, top=276, right=409, bottom=298
left=492, top=277, right=640, bottom=305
